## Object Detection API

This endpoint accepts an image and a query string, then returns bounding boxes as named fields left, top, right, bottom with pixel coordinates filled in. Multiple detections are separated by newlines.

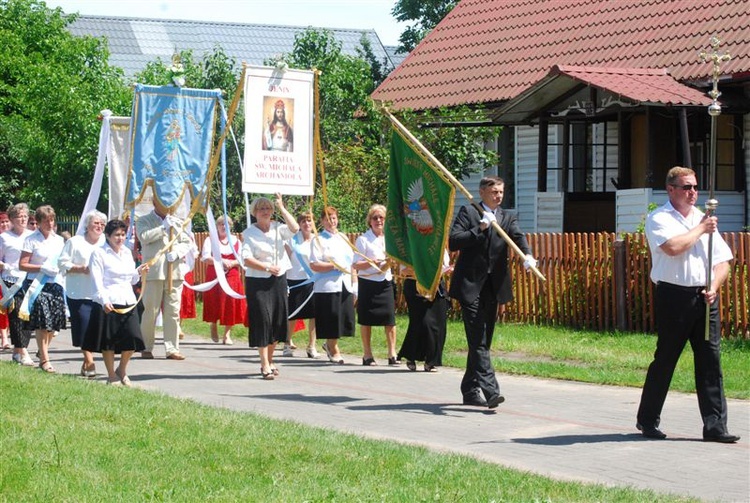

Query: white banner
left=107, top=116, right=134, bottom=220
left=242, top=66, right=315, bottom=195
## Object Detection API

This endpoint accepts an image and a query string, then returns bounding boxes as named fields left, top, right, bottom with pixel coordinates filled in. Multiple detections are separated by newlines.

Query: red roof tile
left=494, top=65, right=713, bottom=124
left=372, top=0, right=750, bottom=110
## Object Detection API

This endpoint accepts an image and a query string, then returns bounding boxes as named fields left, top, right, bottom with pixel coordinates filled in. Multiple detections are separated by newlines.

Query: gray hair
left=84, top=210, right=107, bottom=228
left=7, top=203, right=29, bottom=219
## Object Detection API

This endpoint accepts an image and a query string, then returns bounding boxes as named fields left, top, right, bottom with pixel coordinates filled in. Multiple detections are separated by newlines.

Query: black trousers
left=5, top=279, right=31, bottom=349
left=459, top=280, right=501, bottom=400
left=637, top=282, right=729, bottom=436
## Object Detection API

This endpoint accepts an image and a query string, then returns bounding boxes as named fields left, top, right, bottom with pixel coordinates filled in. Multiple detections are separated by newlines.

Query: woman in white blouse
left=82, top=219, right=149, bottom=386
left=309, top=206, right=355, bottom=364
left=353, top=204, right=397, bottom=366
left=19, top=205, right=66, bottom=373
left=58, top=210, right=106, bottom=377
left=0, top=203, right=34, bottom=366
left=241, top=194, right=299, bottom=380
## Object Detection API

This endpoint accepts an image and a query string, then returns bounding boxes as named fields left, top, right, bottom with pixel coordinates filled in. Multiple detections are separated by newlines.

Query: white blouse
left=241, top=222, right=294, bottom=278
left=286, top=232, right=314, bottom=281
left=0, top=229, right=32, bottom=282
left=354, top=228, right=392, bottom=282
left=59, top=234, right=104, bottom=300
left=309, top=230, right=354, bottom=293
left=89, top=242, right=141, bottom=306
left=22, top=230, right=65, bottom=286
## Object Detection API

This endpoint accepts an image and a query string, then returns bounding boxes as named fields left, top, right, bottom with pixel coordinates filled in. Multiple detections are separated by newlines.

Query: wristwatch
left=265, top=265, right=270, bottom=272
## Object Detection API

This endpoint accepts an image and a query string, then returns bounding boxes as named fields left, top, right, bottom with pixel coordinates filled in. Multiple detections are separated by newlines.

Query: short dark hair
left=104, top=219, right=128, bottom=237
left=479, top=176, right=504, bottom=190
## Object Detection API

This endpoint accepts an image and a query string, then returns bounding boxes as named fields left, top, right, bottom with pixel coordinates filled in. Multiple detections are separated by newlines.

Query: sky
left=44, top=0, right=407, bottom=46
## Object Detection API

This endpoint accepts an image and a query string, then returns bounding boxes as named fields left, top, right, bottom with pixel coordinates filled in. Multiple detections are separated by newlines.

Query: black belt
left=657, top=281, right=704, bottom=294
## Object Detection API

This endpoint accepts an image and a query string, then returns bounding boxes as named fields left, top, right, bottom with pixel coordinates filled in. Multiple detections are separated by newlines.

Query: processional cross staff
left=698, top=36, right=731, bottom=340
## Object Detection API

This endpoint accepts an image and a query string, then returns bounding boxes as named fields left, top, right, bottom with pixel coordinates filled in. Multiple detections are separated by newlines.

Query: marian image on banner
left=243, top=66, right=314, bottom=195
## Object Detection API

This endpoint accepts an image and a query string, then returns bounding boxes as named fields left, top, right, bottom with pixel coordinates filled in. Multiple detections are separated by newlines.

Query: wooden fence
left=190, top=231, right=750, bottom=339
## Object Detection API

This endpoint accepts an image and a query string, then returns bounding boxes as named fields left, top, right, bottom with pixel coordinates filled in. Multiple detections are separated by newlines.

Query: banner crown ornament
left=698, top=36, right=731, bottom=340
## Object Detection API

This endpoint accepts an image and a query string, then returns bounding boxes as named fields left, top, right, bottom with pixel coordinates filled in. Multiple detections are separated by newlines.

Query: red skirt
left=202, top=261, right=247, bottom=327
left=180, top=271, right=196, bottom=319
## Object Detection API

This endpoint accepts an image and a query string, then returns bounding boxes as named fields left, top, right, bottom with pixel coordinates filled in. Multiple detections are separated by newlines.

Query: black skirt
left=356, top=278, right=395, bottom=326
left=82, top=303, right=145, bottom=354
left=246, top=275, right=288, bottom=347
left=314, top=289, right=355, bottom=339
left=397, top=279, right=448, bottom=366
left=288, top=278, right=315, bottom=320
left=23, top=280, right=67, bottom=332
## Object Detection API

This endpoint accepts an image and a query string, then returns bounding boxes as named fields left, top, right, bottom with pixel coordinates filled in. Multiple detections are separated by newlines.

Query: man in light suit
left=449, top=176, right=535, bottom=408
left=137, top=207, right=192, bottom=360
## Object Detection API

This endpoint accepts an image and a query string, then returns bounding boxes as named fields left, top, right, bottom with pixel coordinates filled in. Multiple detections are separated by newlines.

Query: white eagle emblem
left=403, top=178, right=434, bottom=235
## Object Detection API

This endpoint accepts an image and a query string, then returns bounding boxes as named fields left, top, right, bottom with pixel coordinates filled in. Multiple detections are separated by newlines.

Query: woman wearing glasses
left=353, top=204, right=398, bottom=366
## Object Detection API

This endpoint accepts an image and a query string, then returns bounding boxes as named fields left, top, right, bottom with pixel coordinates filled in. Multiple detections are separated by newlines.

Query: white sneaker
left=282, top=345, right=294, bottom=357
left=12, top=353, right=22, bottom=364
left=306, top=346, right=320, bottom=359
left=21, top=354, right=35, bottom=366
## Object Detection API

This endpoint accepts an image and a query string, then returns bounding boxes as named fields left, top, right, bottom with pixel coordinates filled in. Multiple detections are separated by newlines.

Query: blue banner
left=127, top=84, right=221, bottom=211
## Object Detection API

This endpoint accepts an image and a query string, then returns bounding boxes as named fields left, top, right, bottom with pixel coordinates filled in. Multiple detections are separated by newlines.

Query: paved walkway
left=11, top=330, right=750, bottom=502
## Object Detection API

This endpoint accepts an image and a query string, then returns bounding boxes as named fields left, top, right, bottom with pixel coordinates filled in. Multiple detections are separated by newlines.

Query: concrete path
left=11, top=330, right=749, bottom=502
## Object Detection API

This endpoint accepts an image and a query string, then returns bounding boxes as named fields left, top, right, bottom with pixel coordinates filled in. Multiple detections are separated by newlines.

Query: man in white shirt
left=636, top=166, right=739, bottom=443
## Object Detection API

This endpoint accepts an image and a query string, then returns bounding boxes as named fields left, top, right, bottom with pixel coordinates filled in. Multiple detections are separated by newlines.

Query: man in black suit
left=449, top=176, right=535, bottom=408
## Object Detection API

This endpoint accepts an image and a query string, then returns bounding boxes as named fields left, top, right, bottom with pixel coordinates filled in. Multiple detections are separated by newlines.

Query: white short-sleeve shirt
left=22, top=230, right=65, bottom=285
left=353, top=228, right=391, bottom=282
left=645, top=201, right=733, bottom=287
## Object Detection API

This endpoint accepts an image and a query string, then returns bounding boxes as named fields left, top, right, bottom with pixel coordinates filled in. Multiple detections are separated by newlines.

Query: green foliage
left=0, top=0, right=131, bottom=212
left=281, top=28, right=382, bottom=150
left=633, top=201, right=659, bottom=234
left=392, top=0, right=459, bottom=53
left=398, top=106, right=498, bottom=180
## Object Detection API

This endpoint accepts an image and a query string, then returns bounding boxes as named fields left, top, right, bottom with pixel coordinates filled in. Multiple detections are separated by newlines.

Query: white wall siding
left=516, top=125, right=560, bottom=231
left=617, top=189, right=746, bottom=233
left=616, top=188, right=653, bottom=234
left=536, top=192, right=564, bottom=232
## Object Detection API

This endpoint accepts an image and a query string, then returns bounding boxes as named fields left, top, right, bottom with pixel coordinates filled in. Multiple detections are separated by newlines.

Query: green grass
left=0, top=364, right=698, bottom=503
left=182, top=304, right=750, bottom=399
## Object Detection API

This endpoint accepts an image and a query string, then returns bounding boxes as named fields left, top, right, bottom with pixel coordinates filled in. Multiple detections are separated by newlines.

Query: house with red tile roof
left=372, top=0, right=750, bottom=233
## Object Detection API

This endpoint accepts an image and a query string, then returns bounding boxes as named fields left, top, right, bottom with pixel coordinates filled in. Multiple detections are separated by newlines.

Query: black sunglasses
left=671, top=184, right=699, bottom=191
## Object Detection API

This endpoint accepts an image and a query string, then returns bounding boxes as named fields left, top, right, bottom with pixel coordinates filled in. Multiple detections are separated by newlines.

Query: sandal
left=270, top=365, right=279, bottom=376
left=260, top=367, right=275, bottom=380
left=39, top=360, right=55, bottom=373
left=115, top=367, right=132, bottom=387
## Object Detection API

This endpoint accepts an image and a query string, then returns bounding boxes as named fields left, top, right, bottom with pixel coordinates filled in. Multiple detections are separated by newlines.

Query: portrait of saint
left=262, top=97, right=294, bottom=152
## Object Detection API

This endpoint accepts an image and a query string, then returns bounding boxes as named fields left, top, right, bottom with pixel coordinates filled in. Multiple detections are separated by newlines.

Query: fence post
left=614, top=239, right=627, bottom=331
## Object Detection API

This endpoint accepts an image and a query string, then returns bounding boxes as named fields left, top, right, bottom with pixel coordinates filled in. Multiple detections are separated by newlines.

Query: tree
left=136, top=46, right=246, bottom=231
left=392, top=0, right=458, bottom=53
left=0, top=0, right=131, bottom=213
left=268, top=28, right=390, bottom=231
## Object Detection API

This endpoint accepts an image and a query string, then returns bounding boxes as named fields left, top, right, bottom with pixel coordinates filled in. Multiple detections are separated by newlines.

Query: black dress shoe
left=703, top=433, right=740, bottom=443
left=487, top=394, right=505, bottom=409
left=462, top=394, right=487, bottom=407
left=636, top=422, right=667, bottom=439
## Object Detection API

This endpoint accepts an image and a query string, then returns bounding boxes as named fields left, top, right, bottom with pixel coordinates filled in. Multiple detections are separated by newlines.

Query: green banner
left=385, top=128, right=455, bottom=299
